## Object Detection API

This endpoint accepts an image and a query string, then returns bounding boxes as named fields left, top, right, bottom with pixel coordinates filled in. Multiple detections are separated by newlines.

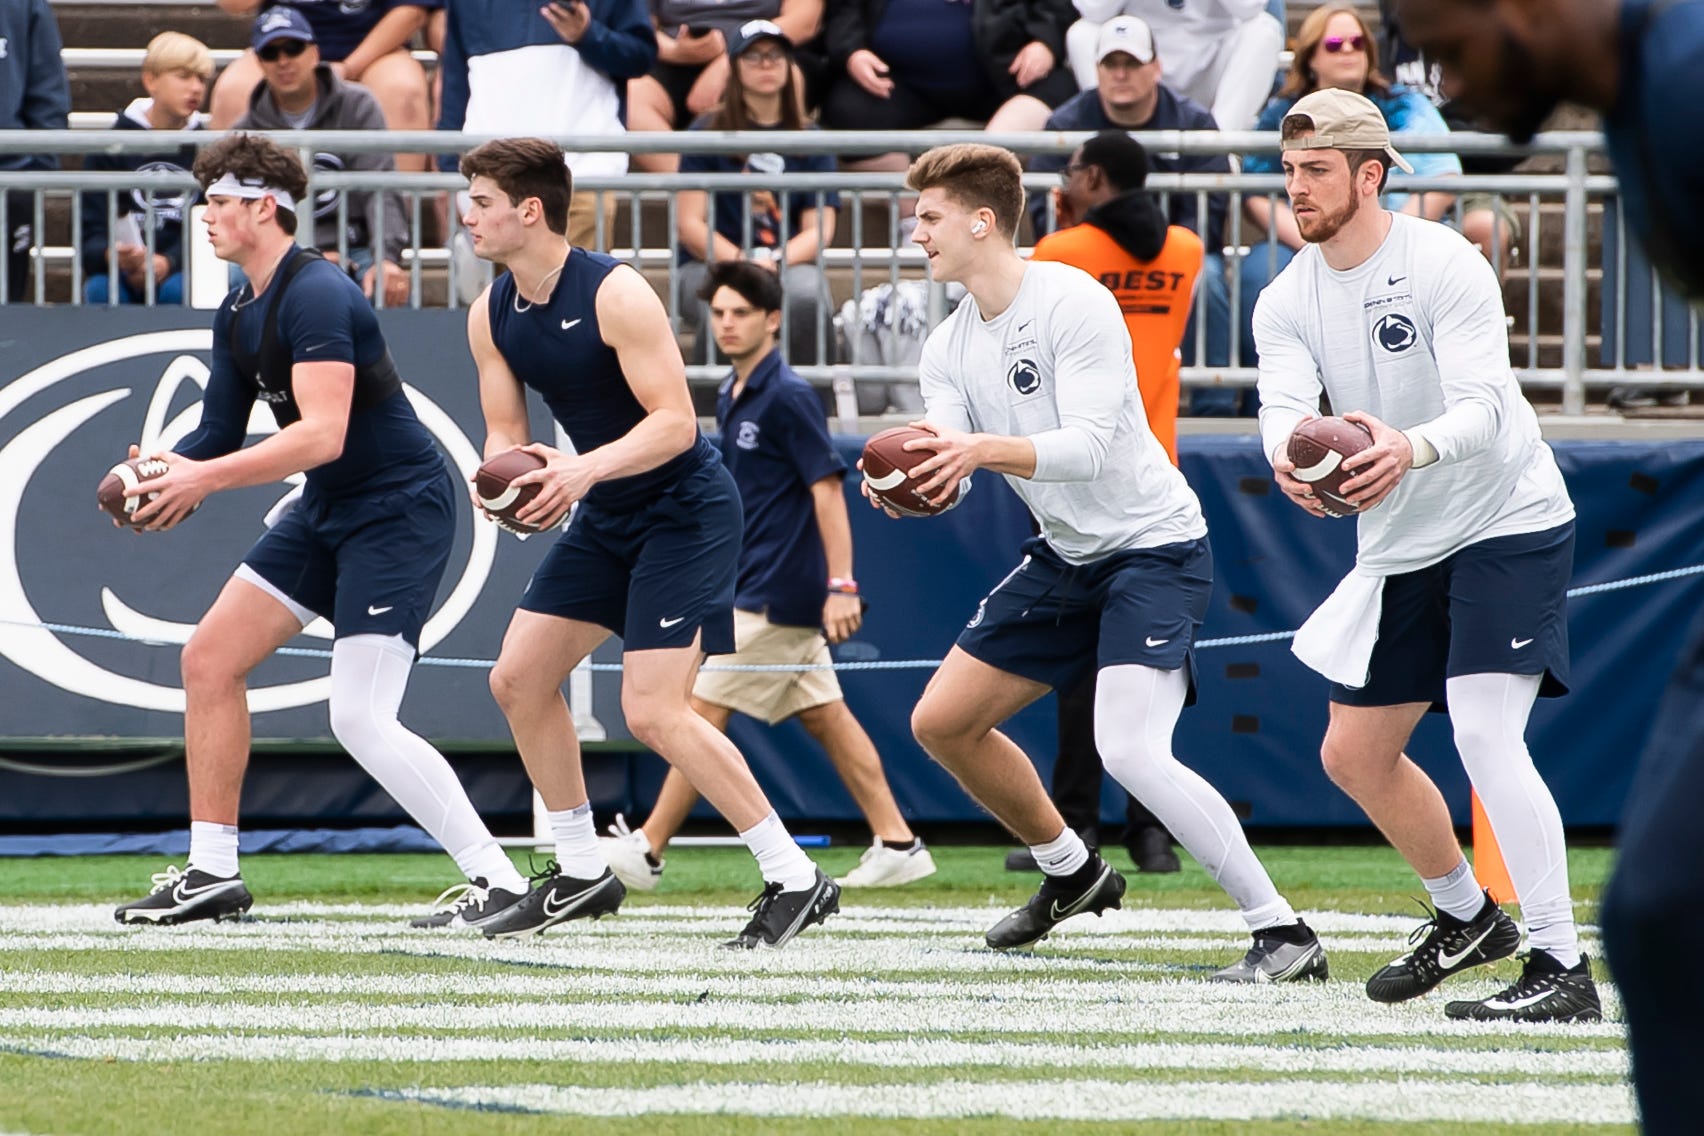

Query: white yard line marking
left=0, top=1032, right=1625, bottom=1076
left=363, top=1079, right=1636, bottom=1124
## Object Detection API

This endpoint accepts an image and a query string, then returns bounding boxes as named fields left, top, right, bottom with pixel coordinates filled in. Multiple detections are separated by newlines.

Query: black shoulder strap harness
left=228, top=247, right=403, bottom=428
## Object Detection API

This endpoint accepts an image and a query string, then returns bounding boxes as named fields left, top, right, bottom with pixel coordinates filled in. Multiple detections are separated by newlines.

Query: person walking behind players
left=882, top=143, right=1324, bottom=979
left=602, top=260, right=936, bottom=891
left=459, top=138, right=838, bottom=948
left=1253, top=88, right=1599, bottom=1022
left=112, top=133, right=530, bottom=930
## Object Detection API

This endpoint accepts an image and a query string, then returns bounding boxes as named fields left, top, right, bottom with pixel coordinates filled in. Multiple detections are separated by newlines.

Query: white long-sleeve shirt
left=919, top=261, right=1206, bottom=564
left=1254, top=213, right=1573, bottom=576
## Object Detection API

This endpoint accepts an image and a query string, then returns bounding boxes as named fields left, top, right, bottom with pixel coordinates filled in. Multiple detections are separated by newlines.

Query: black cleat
left=986, top=854, right=1126, bottom=951
left=1129, top=826, right=1181, bottom=874
left=1445, top=950, right=1603, bottom=1023
left=1211, top=921, right=1330, bottom=983
left=478, top=862, right=625, bottom=940
left=722, top=869, right=840, bottom=950
left=409, top=877, right=529, bottom=930
left=1366, top=892, right=1522, bottom=1003
left=114, top=865, right=252, bottom=926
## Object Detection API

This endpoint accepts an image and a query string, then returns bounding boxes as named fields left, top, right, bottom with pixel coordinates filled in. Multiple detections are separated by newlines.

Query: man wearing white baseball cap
left=1253, top=86, right=1599, bottom=1025
left=1065, top=2, right=1283, bottom=131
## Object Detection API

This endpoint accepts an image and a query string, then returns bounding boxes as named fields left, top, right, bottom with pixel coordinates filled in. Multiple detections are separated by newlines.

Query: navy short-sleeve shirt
left=714, top=348, right=847, bottom=627
left=261, top=0, right=443, bottom=63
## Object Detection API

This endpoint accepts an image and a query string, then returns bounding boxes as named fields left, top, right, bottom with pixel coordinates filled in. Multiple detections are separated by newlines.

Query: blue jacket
left=436, top=0, right=657, bottom=172
left=0, top=0, right=69, bottom=171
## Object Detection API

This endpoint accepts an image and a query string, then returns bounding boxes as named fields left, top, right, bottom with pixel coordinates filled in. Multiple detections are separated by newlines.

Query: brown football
left=1286, top=416, right=1374, bottom=516
left=860, top=427, right=964, bottom=518
left=97, top=457, right=172, bottom=529
left=475, top=449, right=548, bottom=532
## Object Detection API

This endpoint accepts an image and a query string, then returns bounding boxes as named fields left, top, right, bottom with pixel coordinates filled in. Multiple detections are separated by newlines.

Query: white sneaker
left=600, top=815, right=664, bottom=892
left=835, top=839, right=937, bottom=888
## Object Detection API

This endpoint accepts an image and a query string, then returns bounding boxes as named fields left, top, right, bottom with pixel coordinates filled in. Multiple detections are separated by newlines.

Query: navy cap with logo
left=252, top=6, right=316, bottom=51
left=728, top=18, right=789, bottom=59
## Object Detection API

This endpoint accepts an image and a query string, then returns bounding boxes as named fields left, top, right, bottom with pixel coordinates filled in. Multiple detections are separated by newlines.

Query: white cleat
left=600, top=815, right=664, bottom=892
left=836, top=839, right=938, bottom=888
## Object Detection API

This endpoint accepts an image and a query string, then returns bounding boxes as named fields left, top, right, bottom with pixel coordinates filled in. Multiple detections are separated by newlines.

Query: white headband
left=206, top=172, right=297, bottom=213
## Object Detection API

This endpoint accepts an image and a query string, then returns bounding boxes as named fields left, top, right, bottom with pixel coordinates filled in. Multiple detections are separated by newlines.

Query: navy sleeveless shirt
left=487, top=249, right=717, bottom=512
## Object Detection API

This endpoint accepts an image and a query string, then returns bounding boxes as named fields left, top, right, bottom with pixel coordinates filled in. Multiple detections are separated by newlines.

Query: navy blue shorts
left=520, top=461, right=740, bottom=654
left=241, top=461, right=456, bottom=648
left=1330, top=521, right=1574, bottom=710
left=956, top=535, right=1213, bottom=698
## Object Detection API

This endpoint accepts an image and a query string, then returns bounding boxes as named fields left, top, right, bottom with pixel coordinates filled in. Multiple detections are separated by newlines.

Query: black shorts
left=1330, top=522, right=1574, bottom=710
left=821, top=67, right=1078, bottom=133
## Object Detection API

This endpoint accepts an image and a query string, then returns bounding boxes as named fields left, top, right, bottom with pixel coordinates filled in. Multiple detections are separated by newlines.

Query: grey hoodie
left=235, top=64, right=408, bottom=267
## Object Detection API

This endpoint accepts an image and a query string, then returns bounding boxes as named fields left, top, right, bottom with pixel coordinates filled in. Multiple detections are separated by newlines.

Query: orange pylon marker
left=1471, top=790, right=1518, bottom=904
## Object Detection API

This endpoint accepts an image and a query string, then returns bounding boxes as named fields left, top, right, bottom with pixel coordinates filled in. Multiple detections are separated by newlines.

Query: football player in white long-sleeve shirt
left=871, top=142, right=1325, bottom=980
left=1253, top=89, right=1600, bottom=1022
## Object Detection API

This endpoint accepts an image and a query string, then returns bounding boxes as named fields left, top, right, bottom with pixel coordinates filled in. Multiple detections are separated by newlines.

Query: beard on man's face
left=1296, top=186, right=1361, bottom=243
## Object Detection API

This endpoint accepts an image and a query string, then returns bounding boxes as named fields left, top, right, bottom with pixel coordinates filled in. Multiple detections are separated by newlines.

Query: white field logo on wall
left=0, top=330, right=497, bottom=713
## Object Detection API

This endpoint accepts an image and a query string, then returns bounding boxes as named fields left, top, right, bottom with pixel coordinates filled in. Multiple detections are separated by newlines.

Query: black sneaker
left=114, top=865, right=252, bottom=926
left=408, top=877, right=529, bottom=930
left=478, top=862, right=625, bottom=940
left=1128, top=826, right=1181, bottom=874
left=1211, top=921, right=1330, bottom=983
left=1445, top=950, right=1603, bottom=1023
left=1366, top=893, right=1522, bottom=1003
left=985, top=854, right=1126, bottom=951
left=722, top=868, right=840, bottom=950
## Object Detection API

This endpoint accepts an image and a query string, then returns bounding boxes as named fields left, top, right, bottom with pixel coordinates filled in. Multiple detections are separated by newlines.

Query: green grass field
left=0, top=844, right=1632, bottom=1134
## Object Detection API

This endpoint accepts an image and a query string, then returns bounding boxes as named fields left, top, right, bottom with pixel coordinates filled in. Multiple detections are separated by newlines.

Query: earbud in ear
left=971, top=219, right=988, bottom=235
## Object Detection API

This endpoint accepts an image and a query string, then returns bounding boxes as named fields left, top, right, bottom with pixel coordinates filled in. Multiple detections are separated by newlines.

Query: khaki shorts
left=694, top=608, right=842, bottom=725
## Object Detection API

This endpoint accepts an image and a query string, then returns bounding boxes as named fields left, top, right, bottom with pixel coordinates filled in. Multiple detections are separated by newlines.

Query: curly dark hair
left=192, top=133, right=307, bottom=235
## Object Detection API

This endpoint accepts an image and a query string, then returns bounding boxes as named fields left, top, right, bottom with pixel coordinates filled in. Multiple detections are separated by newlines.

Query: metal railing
left=1, top=128, right=1698, bottom=413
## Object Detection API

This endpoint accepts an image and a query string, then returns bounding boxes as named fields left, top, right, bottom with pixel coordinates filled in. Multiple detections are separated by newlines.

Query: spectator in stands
left=236, top=8, right=410, bottom=306
left=1236, top=3, right=1462, bottom=362
left=676, top=21, right=838, bottom=366
left=626, top=0, right=823, bottom=173
left=1064, top=0, right=1283, bottom=131
left=438, top=0, right=656, bottom=253
left=80, top=33, right=213, bottom=306
left=820, top=0, right=1079, bottom=170
left=0, top=0, right=68, bottom=302
left=1012, top=130, right=1200, bottom=875
left=1030, top=16, right=1236, bottom=411
left=210, top=0, right=437, bottom=178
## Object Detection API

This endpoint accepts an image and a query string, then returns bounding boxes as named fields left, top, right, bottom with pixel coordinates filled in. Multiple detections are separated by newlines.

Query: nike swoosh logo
left=1497, top=988, right=1559, bottom=1010
left=540, top=889, right=583, bottom=919
left=1437, top=924, right=1497, bottom=970
left=171, top=878, right=235, bottom=903
left=368, top=605, right=393, bottom=616
left=1387, top=275, right=1406, bottom=286
left=864, top=468, right=907, bottom=492
left=659, top=616, right=686, bottom=628
left=561, top=318, right=581, bottom=331
left=1145, top=636, right=1170, bottom=647
left=1511, top=637, right=1534, bottom=649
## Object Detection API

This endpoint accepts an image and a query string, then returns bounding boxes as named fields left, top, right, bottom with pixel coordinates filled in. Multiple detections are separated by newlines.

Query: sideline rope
left=4, top=561, right=1702, bottom=674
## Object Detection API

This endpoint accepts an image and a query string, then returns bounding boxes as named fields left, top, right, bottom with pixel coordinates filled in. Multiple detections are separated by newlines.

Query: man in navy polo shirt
left=602, top=260, right=936, bottom=891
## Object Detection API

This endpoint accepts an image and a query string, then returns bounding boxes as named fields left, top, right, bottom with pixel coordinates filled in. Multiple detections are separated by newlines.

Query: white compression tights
left=1094, top=664, right=1296, bottom=931
left=329, top=635, right=514, bottom=886
left=1446, top=672, right=1579, bottom=958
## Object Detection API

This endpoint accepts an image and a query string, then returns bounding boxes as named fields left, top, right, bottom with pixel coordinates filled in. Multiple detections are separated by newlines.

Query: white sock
left=327, top=635, right=516, bottom=887
left=739, top=811, right=818, bottom=892
left=546, top=802, right=606, bottom=880
left=450, top=840, right=528, bottom=895
left=1095, top=664, right=1297, bottom=933
left=1029, top=826, right=1090, bottom=877
left=1423, top=859, right=1489, bottom=923
left=188, top=820, right=239, bottom=879
left=1448, top=673, right=1581, bottom=967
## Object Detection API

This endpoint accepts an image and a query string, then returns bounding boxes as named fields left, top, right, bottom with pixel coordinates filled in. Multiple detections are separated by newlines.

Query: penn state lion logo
left=1372, top=312, right=1419, bottom=353
left=1007, top=358, right=1042, bottom=395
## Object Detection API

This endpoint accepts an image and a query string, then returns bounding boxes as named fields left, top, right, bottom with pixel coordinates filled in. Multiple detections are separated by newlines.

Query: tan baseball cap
left=1280, top=88, right=1413, bottom=174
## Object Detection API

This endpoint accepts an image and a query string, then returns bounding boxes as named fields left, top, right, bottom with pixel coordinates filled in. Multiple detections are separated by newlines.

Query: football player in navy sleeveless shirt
left=1395, top=0, right=1704, bottom=1125
left=113, top=134, right=530, bottom=930
left=457, top=138, right=837, bottom=948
